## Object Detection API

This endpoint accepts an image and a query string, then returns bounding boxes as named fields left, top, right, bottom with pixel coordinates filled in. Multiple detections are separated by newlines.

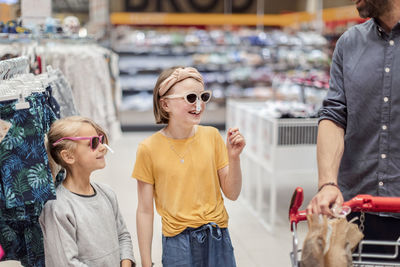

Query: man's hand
left=306, top=186, right=344, bottom=216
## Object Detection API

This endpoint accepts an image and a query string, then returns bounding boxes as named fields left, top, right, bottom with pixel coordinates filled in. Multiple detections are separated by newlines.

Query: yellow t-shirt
left=132, top=126, right=229, bottom=237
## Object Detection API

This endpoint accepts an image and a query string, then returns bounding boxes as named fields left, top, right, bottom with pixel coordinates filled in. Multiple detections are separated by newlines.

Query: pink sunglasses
left=53, top=135, right=104, bottom=151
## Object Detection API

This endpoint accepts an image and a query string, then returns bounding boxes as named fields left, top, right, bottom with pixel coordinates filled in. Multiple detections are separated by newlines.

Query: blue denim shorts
left=162, top=223, right=236, bottom=267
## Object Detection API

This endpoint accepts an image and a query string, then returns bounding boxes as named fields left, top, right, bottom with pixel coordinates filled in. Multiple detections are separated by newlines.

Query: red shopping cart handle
left=289, top=187, right=400, bottom=230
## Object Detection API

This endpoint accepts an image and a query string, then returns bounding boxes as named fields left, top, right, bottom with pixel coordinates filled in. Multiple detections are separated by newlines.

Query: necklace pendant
left=180, top=159, right=184, bottom=163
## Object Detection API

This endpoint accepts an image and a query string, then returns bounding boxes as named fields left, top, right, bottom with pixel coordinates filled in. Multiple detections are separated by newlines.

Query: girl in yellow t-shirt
left=132, top=66, right=245, bottom=267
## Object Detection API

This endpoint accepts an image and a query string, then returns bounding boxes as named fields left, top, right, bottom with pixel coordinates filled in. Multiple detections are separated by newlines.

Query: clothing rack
left=0, top=33, right=96, bottom=45
left=0, top=56, right=34, bottom=106
left=0, top=56, right=29, bottom=80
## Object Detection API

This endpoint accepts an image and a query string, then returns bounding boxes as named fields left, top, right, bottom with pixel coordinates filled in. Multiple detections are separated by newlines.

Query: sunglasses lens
left=186, top=93, right=198, bottom=104
left=91, top=137, right=100, bottom=150
left=201, top=92, right=211, bottom=102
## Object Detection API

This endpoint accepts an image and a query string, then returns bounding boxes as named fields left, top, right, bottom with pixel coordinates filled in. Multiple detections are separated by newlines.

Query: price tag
left=15, top=100, right=30, bottom=110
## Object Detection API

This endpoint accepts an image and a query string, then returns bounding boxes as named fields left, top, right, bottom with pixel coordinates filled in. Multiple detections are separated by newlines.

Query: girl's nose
left=98, top=143, right=106, bottom=152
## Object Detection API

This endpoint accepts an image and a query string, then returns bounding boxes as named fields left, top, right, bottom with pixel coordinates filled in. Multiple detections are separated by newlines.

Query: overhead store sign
left=111, top=5, right=360, bottom=27
left=124, top=0, right=255, bottom=13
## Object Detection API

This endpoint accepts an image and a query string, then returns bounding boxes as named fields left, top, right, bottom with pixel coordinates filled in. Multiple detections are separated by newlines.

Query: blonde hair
left=46, top=116, right=109, bottom=175
left=153, top=66, right=184, bottom=124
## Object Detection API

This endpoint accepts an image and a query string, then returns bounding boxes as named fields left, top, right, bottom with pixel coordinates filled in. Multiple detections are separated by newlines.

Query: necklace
left=167, top=141, right=192, bottom=163
left=163, top=127, right=196, bottom=164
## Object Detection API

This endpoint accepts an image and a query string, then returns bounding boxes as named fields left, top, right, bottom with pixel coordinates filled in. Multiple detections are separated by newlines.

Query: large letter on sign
left=233, top=0, right=254, bottom=13
left=188, top=0, right=219, bottom=13
left=125, top=0, right=149, bottom=11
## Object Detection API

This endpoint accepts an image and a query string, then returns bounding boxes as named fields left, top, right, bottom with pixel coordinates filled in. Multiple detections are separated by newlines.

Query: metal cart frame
left=289, top=187, right=400, bottom=267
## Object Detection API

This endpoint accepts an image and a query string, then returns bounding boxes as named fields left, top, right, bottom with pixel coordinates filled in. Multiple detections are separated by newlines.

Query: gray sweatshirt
left=39, top=182, right=135, bottom=267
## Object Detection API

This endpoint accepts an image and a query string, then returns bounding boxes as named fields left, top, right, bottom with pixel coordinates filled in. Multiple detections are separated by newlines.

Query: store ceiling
left=52, top=0, right=89, bottom=13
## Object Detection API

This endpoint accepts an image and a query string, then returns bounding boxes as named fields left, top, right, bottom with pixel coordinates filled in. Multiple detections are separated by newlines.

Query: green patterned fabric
left=0, top=91, right=59, bottom=266
left=0, top=93, right=57, bottom=209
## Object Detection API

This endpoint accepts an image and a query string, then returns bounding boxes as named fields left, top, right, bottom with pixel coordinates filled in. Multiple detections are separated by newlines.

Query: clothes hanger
left=0, top=57, right=31, bottom=109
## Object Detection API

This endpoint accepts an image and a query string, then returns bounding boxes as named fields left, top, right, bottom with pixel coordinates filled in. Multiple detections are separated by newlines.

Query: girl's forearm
left=225, top=157, right=242, bottom=200
left=136, top=210, right=154, bottom=267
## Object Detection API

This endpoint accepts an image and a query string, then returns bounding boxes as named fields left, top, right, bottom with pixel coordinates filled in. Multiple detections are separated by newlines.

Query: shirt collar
left=372, top=18, right=387, bottom=39
left=372, top=18, right=400, bottom=38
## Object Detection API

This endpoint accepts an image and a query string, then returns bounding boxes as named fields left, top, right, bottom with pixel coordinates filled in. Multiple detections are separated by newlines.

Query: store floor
left=0, top=131, right=315, bottom=267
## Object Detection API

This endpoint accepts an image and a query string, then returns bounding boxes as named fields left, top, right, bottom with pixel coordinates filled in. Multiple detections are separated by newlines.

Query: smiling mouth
left=189, top=111, right=200, bottom=115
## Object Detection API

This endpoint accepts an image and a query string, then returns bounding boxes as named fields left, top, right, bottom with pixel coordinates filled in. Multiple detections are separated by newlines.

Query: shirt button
left=379, top=181, right=384, bottom=186
left=384, top=97, right=389, bottom=102
left=385, top=67, right=391, bottom=73
left=381, top=154, right=387, bottom=159
left=390, top=40, right=395, bottom=45
left=382, top=125, right=387, bottom=130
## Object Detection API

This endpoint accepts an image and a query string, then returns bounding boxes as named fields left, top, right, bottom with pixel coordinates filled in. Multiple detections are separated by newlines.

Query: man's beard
left=357, top=0, right=391, bottom=18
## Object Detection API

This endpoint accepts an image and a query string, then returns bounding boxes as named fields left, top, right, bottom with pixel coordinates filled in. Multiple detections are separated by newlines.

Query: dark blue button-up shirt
left=319, top=18, right=400, bottom=202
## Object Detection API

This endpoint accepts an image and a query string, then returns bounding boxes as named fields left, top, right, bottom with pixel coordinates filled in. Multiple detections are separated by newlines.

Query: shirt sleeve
left=39, top=200, right=89, bottom=267
left=318, top=33, right=347, bottom=129
left=131, top=143, right=155, bottom=184
left=107, top=187, right=136, bottom=264
left=214, top=128, right=229, bottom=170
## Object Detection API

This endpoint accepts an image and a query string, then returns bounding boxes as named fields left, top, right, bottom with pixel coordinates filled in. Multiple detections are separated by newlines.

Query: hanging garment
left=0, top=92, right=58, bottom=266
left=0, top=202, right=45, bottom=266
left=45, top=86, right=61, bottom=119
left=0, top=93, right=57, bottom=209
left=50, top=69, right=79, bottom=118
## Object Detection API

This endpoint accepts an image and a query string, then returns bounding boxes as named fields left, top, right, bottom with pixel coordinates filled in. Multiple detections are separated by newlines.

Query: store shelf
left=113, top=27, right=330, bottom=131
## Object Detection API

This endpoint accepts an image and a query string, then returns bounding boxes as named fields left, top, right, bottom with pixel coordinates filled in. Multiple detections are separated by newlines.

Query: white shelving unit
left=226, top=99, right=318, bottom=231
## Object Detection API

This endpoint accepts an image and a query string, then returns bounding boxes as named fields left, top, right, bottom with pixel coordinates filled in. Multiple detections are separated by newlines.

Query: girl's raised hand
left=226, top=128, right=246, bottom=158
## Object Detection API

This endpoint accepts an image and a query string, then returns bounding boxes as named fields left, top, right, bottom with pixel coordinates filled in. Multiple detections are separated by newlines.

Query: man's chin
left=356, top=5, right=373, bottom=19
left=357, top=9, right=370, bottom=19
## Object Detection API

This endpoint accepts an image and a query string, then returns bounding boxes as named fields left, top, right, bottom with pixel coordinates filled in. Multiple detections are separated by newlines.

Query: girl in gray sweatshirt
left=39, top=116, right=136, bottom=267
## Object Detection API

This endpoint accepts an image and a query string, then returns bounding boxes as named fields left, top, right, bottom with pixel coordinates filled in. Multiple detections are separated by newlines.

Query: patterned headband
left=158, top=67, right=204, bottom=96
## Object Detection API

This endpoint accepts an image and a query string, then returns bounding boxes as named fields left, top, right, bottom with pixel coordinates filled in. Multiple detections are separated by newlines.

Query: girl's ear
left=60, top=149, right=75, bottom=165
left=160, top=98, right=171, bottom=112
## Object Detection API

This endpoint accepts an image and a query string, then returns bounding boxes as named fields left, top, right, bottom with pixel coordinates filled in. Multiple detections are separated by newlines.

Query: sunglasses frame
left=52, top=135, right=104, bottom=151
left=162, top=90, right=212, bottom=104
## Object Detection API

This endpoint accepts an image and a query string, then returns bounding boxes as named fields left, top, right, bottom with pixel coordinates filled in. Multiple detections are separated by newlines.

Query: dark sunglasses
left=53, top=135, right=104, bottom=151
left=162, top=90, right=212, bottom=104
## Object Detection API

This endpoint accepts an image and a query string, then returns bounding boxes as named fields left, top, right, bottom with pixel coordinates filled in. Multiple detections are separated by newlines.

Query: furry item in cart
left=300, top=214, right=327, bottom=267
left=300, top=214, right=363, bottom=267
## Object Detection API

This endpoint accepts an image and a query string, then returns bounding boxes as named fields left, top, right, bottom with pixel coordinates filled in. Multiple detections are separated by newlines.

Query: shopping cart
left=289, top=187, right=400, bottom=267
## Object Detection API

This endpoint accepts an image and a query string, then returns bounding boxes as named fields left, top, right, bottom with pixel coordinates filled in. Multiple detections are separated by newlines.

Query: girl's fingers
left=231, top=135, right=241, bottom=144
left=228, top=127, right=239, bottom=133
left=230, top=135, right=245, bottom=146
left=229, top=131, right=242, bottom=140
left=228, top=128, right=239, bottom=136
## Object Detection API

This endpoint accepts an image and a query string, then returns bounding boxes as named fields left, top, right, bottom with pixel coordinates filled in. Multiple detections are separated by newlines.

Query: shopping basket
left=289, top=187, right=400, bottom=267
